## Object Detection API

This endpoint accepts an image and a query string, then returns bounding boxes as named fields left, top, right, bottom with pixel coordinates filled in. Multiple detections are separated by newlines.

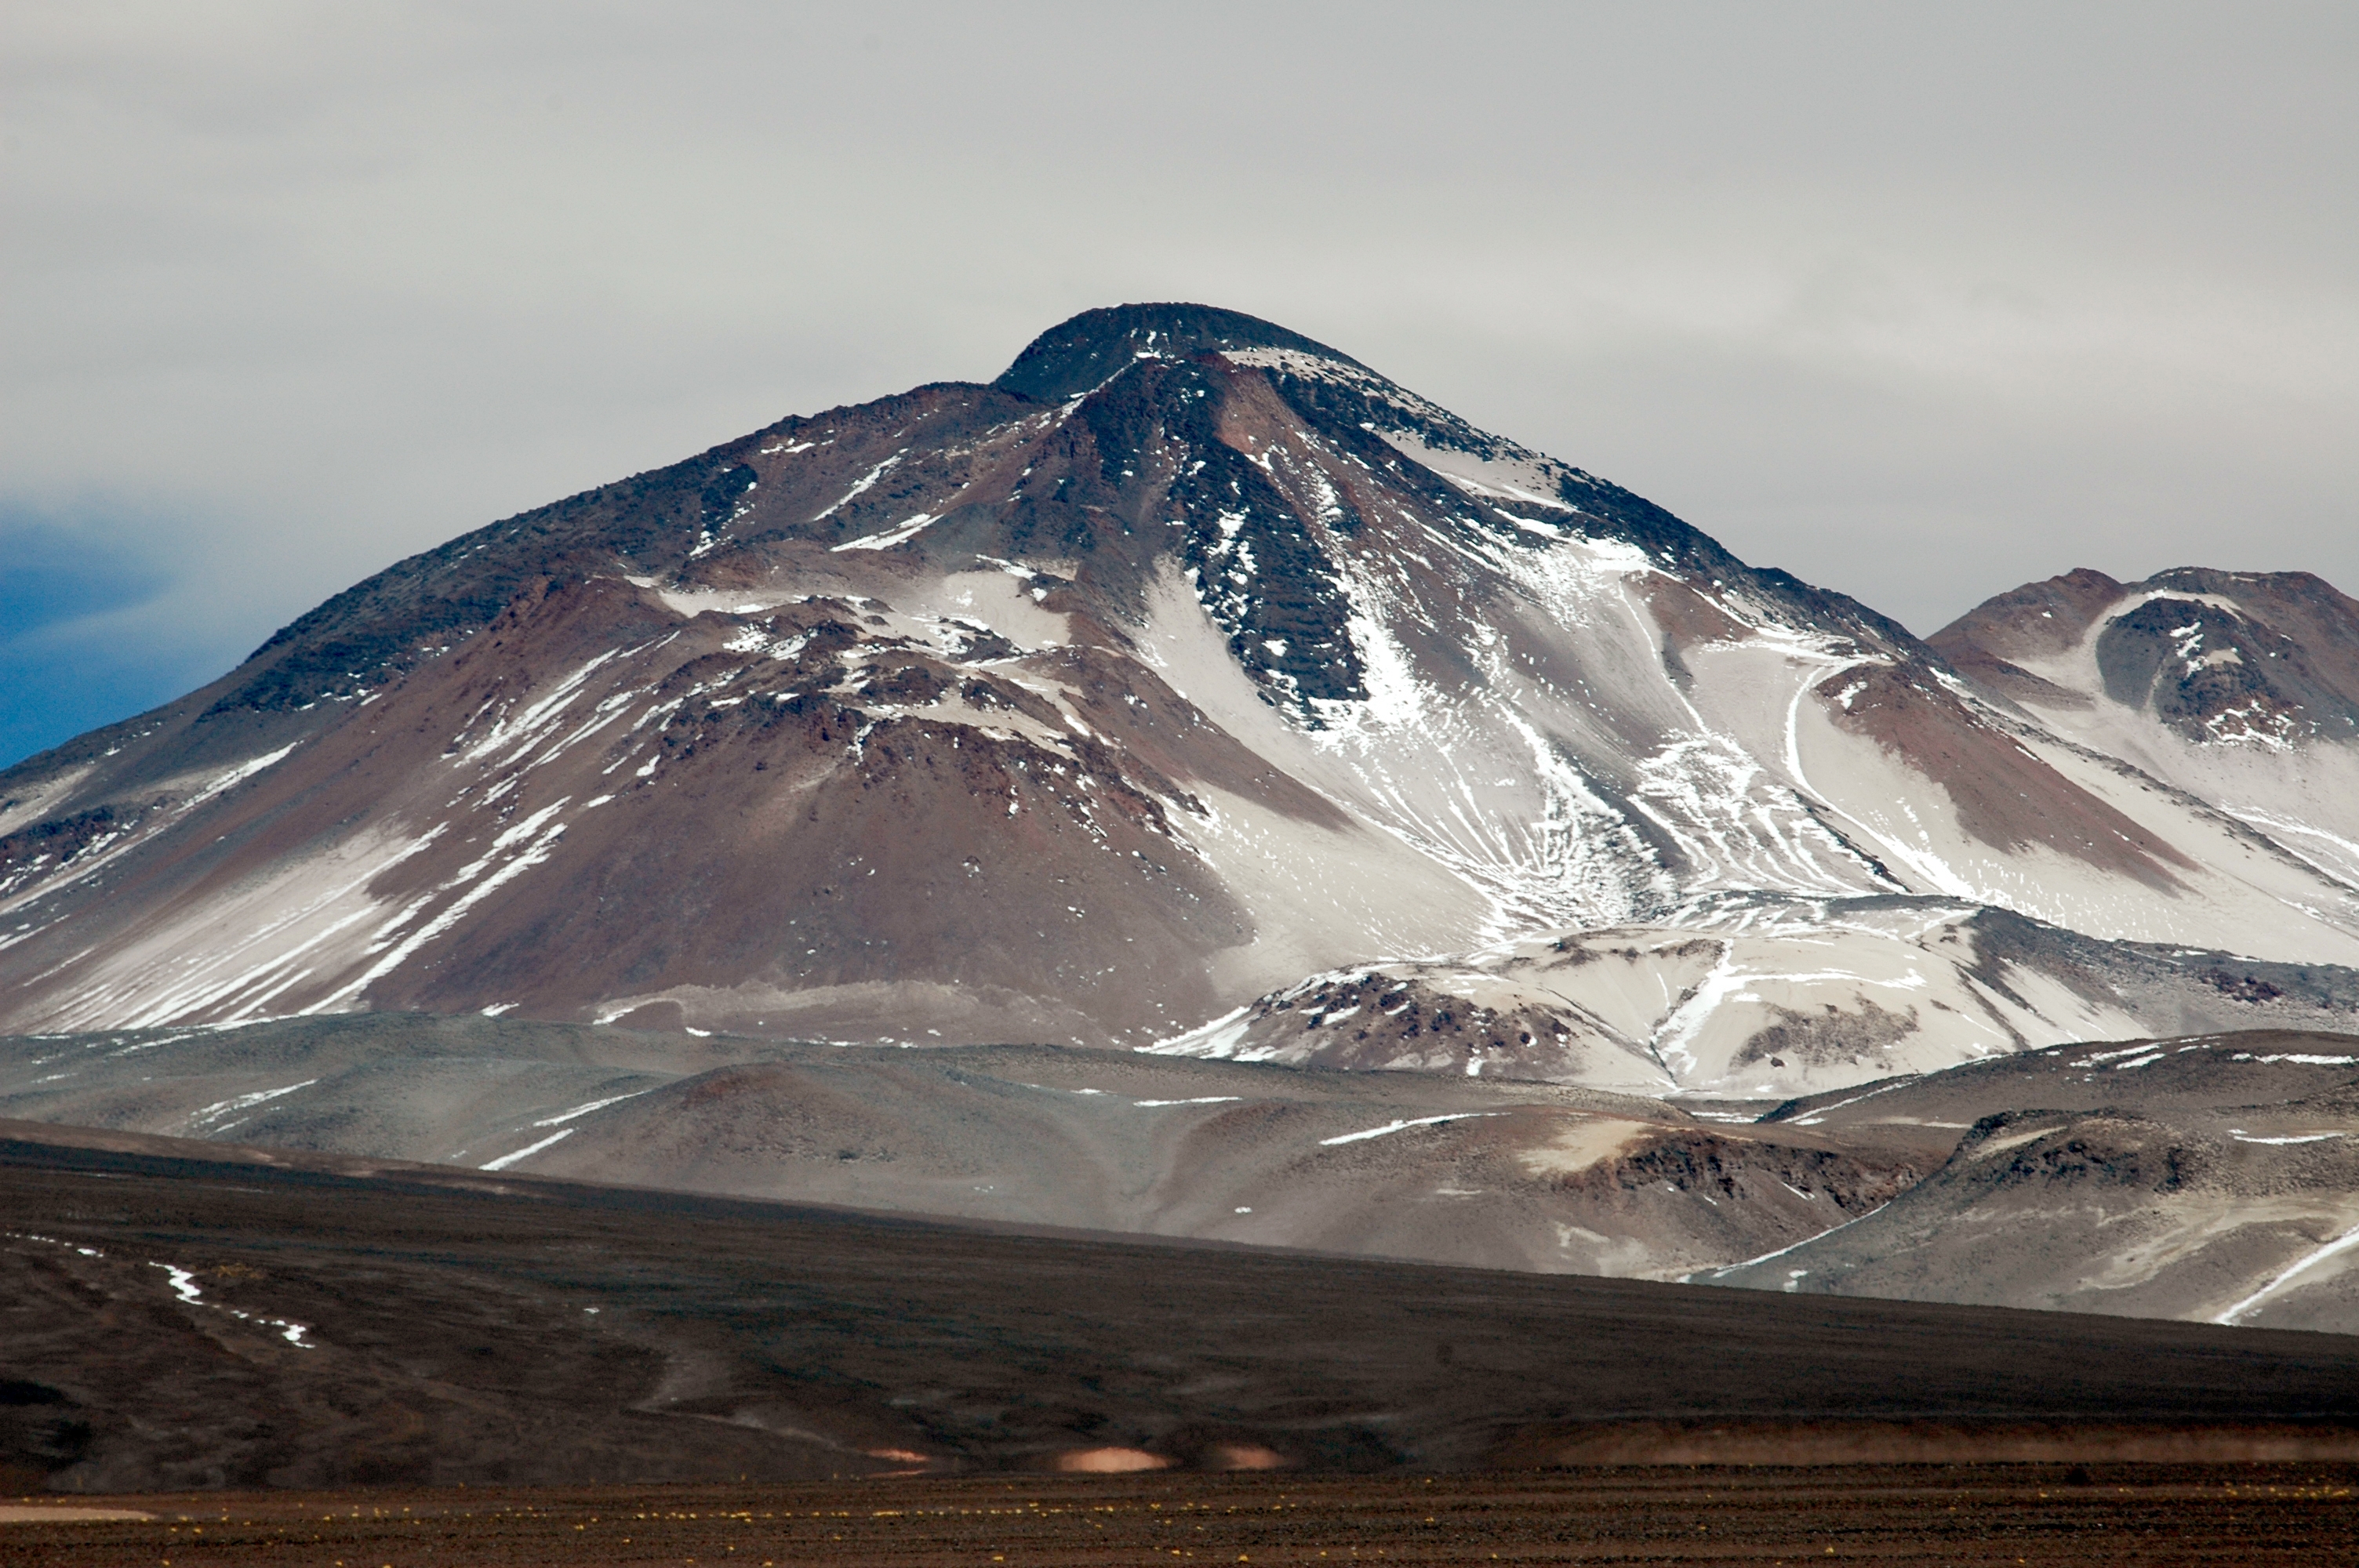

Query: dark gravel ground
left=9, top=1122, right=2359, bottom=1497
left=5, top=1468, right=2358, bottom=1565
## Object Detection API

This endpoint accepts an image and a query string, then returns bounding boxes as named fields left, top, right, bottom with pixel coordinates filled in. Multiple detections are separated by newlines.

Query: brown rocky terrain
left=1935, top=568, right=2359, bottom=749
left=0, top=1014, right=1928, bottom=1281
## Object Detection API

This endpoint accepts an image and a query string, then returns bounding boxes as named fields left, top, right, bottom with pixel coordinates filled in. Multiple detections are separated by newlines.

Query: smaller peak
left=994, top=303, right=1361, bottom=402
left=2055, top=567, right=2126, bottom=593
left=2145, top=565, right=2311, bottom=593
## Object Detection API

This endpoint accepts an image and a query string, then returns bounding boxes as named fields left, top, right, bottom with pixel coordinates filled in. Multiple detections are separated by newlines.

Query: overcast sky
left=5, top=2, right=2354, bottom=767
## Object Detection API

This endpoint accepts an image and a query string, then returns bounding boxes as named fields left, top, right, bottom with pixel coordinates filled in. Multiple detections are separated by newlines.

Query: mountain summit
left=993, top=303, right=1368, bottom=401
left=3, top=304, right=2355, bottom=1098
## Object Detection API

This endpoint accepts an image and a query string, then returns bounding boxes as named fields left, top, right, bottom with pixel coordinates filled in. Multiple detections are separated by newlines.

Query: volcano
left=4, top=303, right=2357, bottom=1103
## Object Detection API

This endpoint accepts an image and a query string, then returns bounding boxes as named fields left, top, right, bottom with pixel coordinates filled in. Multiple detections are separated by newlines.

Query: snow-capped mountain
left=2, top=304, right=2354, bottom=1102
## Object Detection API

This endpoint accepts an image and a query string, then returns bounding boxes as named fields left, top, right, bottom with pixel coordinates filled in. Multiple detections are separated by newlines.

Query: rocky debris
left=1233, top=971, right=1587, bottom=1074
left=0, top=804, right=148, bottom=892
left=1731, top=999, right=1922, bottom=1073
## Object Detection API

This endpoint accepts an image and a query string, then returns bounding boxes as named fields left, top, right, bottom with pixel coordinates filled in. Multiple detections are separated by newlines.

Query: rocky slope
left=1707, top=1029, right=2359, bottom=1333
left=3, top=303, right=2356, bottom=1105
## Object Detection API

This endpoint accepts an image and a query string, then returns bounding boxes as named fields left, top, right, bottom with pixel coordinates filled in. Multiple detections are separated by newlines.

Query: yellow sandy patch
left=1054, top=1446, right=1171, bottom=1473
left=1514, top=1116, right=1654, bottom=1177
left=1208, top=1443, right=1287, bottom=1471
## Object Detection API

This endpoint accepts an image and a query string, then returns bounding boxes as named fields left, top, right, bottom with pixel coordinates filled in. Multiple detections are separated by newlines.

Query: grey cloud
left=2, top=1, right=2353, bottom=764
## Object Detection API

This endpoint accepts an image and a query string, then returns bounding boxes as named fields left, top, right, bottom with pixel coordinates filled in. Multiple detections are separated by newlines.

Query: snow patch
left=832, top=514, right=942, bottom=553
left=1320, top=1112, right=1503, bottom=1145
left=481, top=1127, right=576, bottom=1171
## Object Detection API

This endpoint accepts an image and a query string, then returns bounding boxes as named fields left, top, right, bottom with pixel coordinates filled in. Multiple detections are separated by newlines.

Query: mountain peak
left=993, top=302, right=1361, bottom=402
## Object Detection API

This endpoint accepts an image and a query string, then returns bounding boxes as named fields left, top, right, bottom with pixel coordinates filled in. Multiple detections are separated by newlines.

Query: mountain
left=1932, top=567, right=2359, bottom=891
left=3, top=302, right=2356, bottom=1109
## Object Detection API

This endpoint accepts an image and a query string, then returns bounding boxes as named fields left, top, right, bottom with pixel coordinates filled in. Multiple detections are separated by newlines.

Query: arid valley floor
left=10, top=1121, right=2359, bottom=1560
left=6, top=1469, right=2359, bottom=1565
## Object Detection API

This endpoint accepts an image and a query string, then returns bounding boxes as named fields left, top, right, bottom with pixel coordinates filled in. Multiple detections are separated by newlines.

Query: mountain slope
left=2, top=304, right=2356, bottom=1099
left=1934, top=567, right=2359, bottom=891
